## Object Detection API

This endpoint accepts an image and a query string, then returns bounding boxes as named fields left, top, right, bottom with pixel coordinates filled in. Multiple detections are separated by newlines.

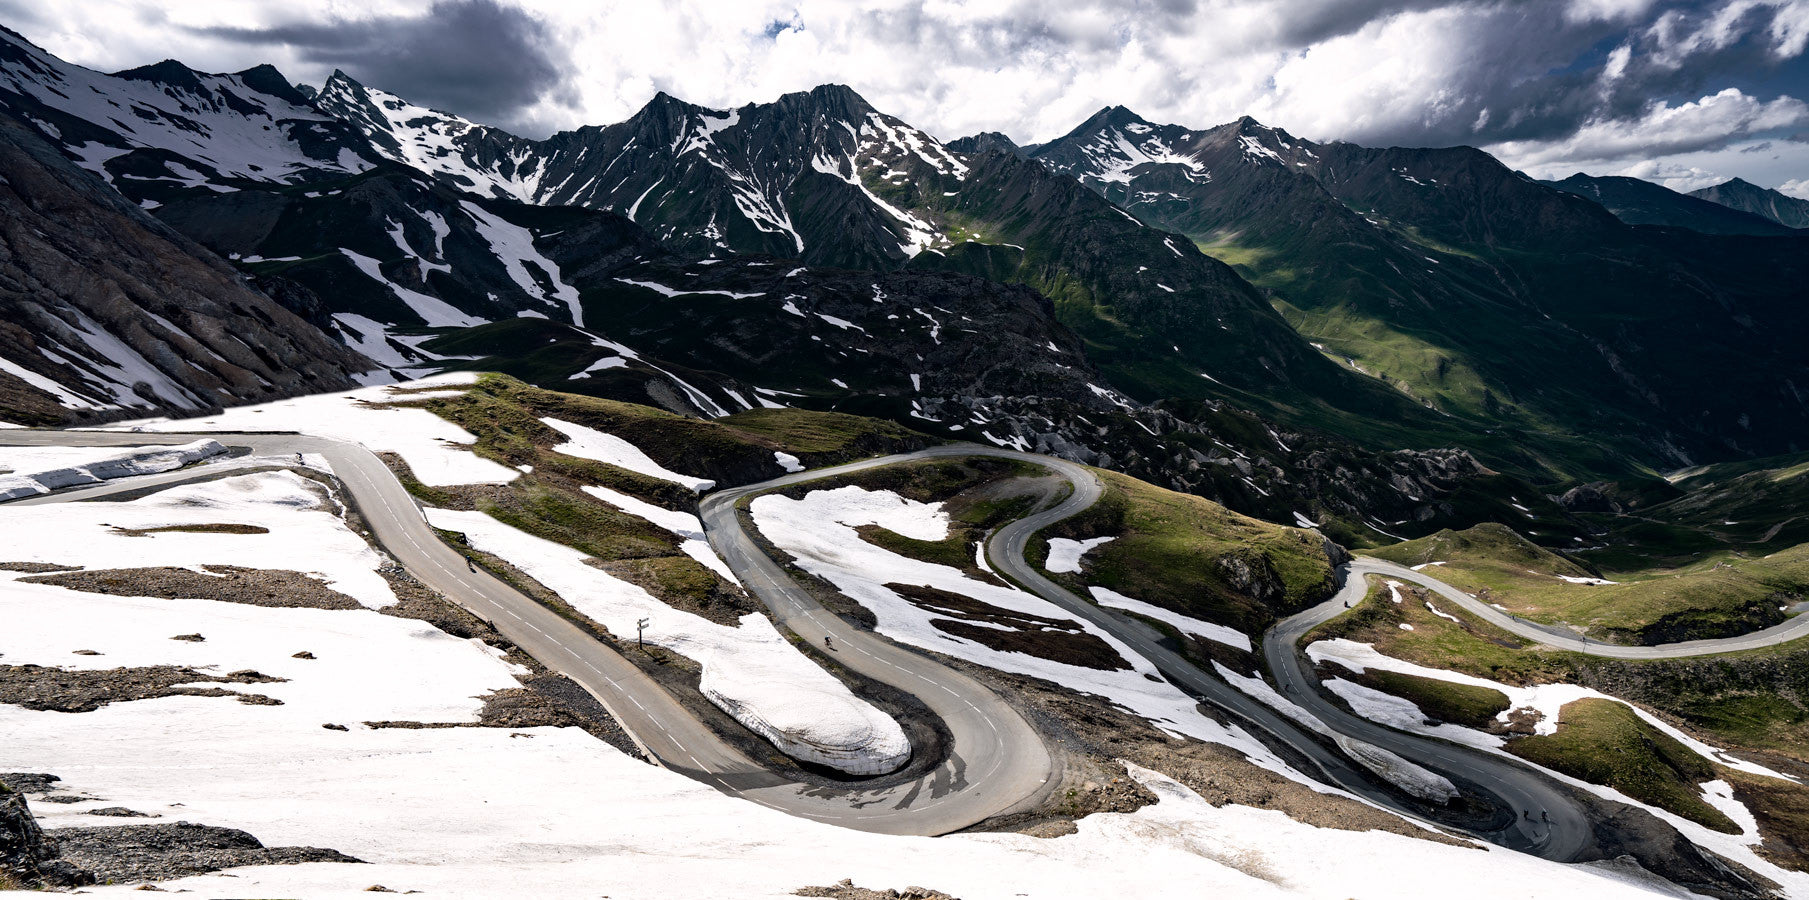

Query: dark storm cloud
left=196, top=0, right=570, bottom=133
left=1299, top=0, right=1809, bottom=150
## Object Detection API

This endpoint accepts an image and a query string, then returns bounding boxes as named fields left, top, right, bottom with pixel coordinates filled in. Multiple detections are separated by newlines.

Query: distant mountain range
left=1018, top=104, right=1808, bottom=474
left=1688, top=177, right=1809, bottom=229
left=1543, top=173, right=1800, bottom=236
left=0, top=22, right=1802, bottom=543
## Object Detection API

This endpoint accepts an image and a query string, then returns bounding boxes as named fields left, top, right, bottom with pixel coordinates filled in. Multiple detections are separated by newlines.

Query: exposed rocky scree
left=0, top=113, right=371, bottom=426
left=0, top=663, right=286, bottom=713
left=2, top=775, right=360, bottom=889
left=796, top=879, right=959, bottom=900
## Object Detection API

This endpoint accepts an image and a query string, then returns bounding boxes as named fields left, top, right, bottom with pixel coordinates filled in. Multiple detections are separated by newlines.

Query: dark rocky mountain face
left=144, top=163, right=656, bottom=381
left=315, top=73, right=1448, bottom=447
left=0, top=114, right=370, bottom=425
left=0, top=27, right=380, bottom=200
left=0, top=30, right=1558, bottom=543
left=1029, top=107, right=1809, bottom=475
left=320, top=75, right=965, bottom=271
left=945, top=131, right=1023, bottom=157
left=1543, top=173, right=1800, bottom=235
left=1689, top=177, right=1809, bottom=229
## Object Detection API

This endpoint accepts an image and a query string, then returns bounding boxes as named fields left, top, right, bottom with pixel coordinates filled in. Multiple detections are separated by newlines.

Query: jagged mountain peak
left=947, top=131, right=1023, bottom=157
left=314, top=69, right=536, bottom=200
left=1688, top=175, right=1809, bottom=229
left=0, top=30, right=378, bottom=190
left=109, top=58, right=205, bottom=89
left=236, top=63, right=314, bottom=106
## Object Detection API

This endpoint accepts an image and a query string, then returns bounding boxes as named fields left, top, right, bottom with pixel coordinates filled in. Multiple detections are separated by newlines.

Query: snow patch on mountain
left=458, top=201, right=584, bottom=325
left=0, top=30, right=371, bottom=185
left=539, top=416, right=715, bottom=491
left=425, top=505, right=909, bottom=775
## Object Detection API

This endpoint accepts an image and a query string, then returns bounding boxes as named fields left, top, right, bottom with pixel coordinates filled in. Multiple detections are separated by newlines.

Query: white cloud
left=1613, top=159, right=1729, bottom=191
left=1780, top=176, right=1809, bottom=197
left=5, top=0, right=1807, bottom=192
left=1490, top=88, right=1809, bottom=173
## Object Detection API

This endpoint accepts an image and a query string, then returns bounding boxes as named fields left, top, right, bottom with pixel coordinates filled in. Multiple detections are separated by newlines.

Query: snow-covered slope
left=0, top=439, right=223, bottom=500
left=0, top=111, right=371, bottom=426
left=0, top=470, right=1702, bottom=898
left=1028, top=106, right=1319, bottom=221
left=320, top=73, right=968, bottom=268
left=0, top=26, right=379, bottom=192
left=314, top=70, right=541, bottom=200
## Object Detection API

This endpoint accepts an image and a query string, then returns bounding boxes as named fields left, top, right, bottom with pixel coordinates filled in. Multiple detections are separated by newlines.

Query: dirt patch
left=24, top=565, right=364, bottom=610
left=956, top=664, right=1471, bottom=846
left=796, top=879, right=959, bottom=899
left=0, top=665, right=285, bottom=713
left=106, top=523, right=270, bottom=537
left=4, top=773, right=362, bottom=889
left=374, top=565, right=506, bottom=640
left=0, top=561, right=78, bottom=574
left=889, top=583, right=1129, bottom=671
left=1727, top=768, right=1809, bottom=873
left=47, top=822, right=360, bottom=884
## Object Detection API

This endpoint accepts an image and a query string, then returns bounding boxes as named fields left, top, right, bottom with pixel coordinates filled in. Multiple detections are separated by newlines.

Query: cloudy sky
left=5, top=0, right=1807, bottom=195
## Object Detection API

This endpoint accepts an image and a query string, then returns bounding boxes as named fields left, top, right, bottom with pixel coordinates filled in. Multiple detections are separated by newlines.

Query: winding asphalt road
left=707, top=443, right=1587, bottom=857
left=0, top=430, right=1053, bottom=836
left=14, top=431, right=1787, bottom=856
left=1266, top=572, right=1592, bottom=860
left=1349, top=557, right=1809, bottom=658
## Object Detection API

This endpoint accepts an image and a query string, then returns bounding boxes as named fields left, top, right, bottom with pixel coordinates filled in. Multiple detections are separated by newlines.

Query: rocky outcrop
left=0, top=113, right=372, bottom=425
left=2, top=773, right=360, bottom=887
left=1, top=777, right=87, bottom=888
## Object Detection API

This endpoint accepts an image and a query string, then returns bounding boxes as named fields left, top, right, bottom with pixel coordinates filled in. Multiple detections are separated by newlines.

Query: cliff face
left=0, top=115, right=372, bottom=425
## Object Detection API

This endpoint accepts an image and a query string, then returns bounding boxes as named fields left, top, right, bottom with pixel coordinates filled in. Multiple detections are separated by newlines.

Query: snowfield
left=1308, top=638, right=1809, bottom=895
left=423, top=506, right=907, bottom=775
left=1088, top=585, right=1252, bottom=652
left=540, top=416, right=716, bottom=491
left=750, top=486, right=1348, bottom=784
left=0, top=439, right=224, bottom=501
left=111, top=373, right=518, bottom=487
left=0, top=456, right=1713, bottom=898
left=1043, top=536, right=1114, bottom=573
left=0, top=471, right=397, bottom=608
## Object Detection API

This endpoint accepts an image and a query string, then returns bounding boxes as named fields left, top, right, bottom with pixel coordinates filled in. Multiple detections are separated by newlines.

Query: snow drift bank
left=0, top=439, right=224, bottom=501
left=424, top=507, right=910, bottom=776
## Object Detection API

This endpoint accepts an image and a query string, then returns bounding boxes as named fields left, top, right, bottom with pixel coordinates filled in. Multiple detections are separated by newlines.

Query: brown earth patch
left=889, top=582, right=1129, bottom=671
left=23, top=565, right=363, bottom=610
left=106, top=523, right=270, bottom=537
left=0, top=665, right=285, bottom=712
left=1727, top=769, right=1809, bottom=872
left=0, top=562, right=79, bottom=573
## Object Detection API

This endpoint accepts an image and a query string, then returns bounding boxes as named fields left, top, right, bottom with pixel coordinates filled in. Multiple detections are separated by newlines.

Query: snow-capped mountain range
left=0, top=21, right=1804, bottom=483
left=317, top=73, right=968, bottom=268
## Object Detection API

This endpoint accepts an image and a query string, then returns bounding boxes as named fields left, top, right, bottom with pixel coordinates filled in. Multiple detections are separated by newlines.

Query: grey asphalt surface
left=718, top=442, right=1594, bottom=858
left=13, top=430, right=1747, bottom=858
left=960, top=446, right=1588, bottom=859
left=1350, top=557, right=1809, bottom=658
left=0, top=430, right=1052, bottom=835
left=1267, top=571, right=1592, bottom=861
